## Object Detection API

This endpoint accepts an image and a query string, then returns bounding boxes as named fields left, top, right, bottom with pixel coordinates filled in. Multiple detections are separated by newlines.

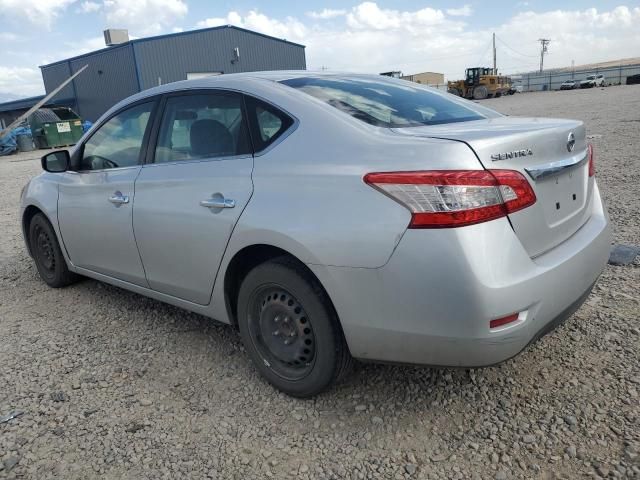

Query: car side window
left=154, top=93, right=251, bottom=163
left=80, top=102, right=153, bottom=171
left=245, top=96, right=294, bottom=152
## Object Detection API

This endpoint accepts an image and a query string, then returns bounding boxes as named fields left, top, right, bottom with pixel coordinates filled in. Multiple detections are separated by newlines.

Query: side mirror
left=41, top=150, right=70, bottom=173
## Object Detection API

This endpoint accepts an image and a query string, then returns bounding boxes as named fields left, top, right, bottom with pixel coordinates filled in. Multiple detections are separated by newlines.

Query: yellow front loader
left=447, top=67, right=511, bottom=100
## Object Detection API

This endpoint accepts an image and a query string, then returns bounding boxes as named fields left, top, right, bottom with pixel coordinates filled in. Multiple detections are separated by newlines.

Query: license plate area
left=537, top=166, right=587, bottom=227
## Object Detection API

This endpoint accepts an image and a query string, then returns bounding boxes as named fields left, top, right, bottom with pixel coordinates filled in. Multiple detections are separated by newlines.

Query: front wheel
left=473, top=85, right=488, bottom=100
left=29, top=213, right=79, bottom=288
left=237, top=257, right=352, bottom=397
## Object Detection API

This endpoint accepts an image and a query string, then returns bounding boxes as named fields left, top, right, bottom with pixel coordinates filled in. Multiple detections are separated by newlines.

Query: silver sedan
left=20, top=72, right=611, bottom=397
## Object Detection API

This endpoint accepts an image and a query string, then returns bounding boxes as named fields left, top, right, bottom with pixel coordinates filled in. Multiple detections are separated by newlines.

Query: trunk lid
left=393, top=117, right=593, bottom=257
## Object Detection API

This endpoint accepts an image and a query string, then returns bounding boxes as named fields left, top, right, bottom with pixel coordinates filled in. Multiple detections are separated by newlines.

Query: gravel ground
left=1, top=85, right=639, bottom=480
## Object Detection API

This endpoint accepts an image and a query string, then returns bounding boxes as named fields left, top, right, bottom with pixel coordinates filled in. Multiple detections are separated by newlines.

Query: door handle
left=200, top=197, right=235, bottom=209
left=108, top=192, right=129, bottom=206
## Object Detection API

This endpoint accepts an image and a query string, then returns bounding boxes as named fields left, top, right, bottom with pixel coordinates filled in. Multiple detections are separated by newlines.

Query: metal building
left=400, top=72, right=445, bottom=87
left=2, top=25, right=305, bottom=125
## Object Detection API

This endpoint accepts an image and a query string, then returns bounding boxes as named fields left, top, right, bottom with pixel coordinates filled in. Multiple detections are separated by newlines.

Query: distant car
left=560, top=80, right=579, bottom=90
left=21, top=72, right=610, bottom=397
left=508, top=84, right=523, bottom=94
left=580, top=74, right=605, bottom=88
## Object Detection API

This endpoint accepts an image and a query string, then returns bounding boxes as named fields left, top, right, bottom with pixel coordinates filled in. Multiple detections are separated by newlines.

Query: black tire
left=237, top=257, right=352, bottom=397
left=29, top=213, right=79, bottom=288
left=473, top=85, right=488, bottom=100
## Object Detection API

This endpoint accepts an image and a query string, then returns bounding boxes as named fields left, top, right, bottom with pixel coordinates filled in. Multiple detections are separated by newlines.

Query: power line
left=475, top=37, right=494, bottom=67
left=495, top=36, right=539, bottom=58
left=377, top=45, right=493, bottom=73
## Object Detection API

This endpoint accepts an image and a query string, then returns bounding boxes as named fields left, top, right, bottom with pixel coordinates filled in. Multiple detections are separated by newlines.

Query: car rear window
left=280, top=76, right=489, bottom=128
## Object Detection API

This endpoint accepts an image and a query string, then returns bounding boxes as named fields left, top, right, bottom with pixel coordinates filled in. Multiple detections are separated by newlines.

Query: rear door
left=132, top=91, right=254, bottom=305
left=394, top=117, right=593, bottom=257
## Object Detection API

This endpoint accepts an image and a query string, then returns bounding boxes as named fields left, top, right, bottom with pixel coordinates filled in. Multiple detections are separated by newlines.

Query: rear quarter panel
left=226, top=80, right=487, bottom=268
left=208, top=80, right=486, bottom=322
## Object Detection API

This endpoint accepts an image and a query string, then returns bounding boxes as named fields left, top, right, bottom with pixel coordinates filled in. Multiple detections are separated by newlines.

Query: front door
left=57, top=101, right=156, bottom=286
left=133, top=92, right=254, bottom=305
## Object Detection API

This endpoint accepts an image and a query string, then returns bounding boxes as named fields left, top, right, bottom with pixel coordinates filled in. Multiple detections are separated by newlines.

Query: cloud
left=0, top=66, right=44, bottom=97
left=492, top=6, right=640, bottom=71
left=346, top=2, right=448, bottom=30
left=194, top=3, right=640, bottom=80
left=307, top=9, right=346, bottom=20
left=197, top=11, right=307, bottom=40
left=78, top=1, right=100, bottom=13
left=39, top=36, right=108, bottom=67
left=446, top=5, right=473, bottom=17
left=0, top=0, right=77, bottom=29
left=0, top=32, right=21, bottom=41
left=103, top=0, right=188, bottom=35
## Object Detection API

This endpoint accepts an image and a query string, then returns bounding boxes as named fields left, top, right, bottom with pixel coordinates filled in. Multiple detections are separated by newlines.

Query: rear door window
left=280, top=76, right=494, bottom=128
left=154, top=93, right=251, bottom=163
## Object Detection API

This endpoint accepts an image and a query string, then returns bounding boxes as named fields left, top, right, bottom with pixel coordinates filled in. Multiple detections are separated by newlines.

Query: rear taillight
left=588, top=143, right=595, bottom=177
left=364, top=169, right=536, bottom=228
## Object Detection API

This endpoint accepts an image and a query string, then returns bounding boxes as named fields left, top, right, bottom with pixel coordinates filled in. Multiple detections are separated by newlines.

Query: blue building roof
left=0, top=95, right=75, bottom=113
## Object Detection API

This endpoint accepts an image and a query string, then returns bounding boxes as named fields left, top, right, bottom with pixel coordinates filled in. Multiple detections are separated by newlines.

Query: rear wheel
left=29, top=213, right=79, bottom=288
left=473, top=86, right=488, bottom=100
left=237, top=257, right=352, bottom=397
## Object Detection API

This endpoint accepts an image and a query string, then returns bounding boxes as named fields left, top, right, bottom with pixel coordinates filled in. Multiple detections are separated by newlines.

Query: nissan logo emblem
left=567, top=132, right=576, bottom=152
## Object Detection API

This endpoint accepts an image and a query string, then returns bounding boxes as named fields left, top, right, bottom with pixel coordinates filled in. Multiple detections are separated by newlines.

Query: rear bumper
left=309, top=183, right=610, bottom=367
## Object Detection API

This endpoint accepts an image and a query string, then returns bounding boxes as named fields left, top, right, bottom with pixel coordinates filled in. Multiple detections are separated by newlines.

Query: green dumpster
left=29, top=107, right=84, bottom=149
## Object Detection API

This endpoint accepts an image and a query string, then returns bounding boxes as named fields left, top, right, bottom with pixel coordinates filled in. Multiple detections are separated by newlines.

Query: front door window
left=80, top=102, right=153, bottom=171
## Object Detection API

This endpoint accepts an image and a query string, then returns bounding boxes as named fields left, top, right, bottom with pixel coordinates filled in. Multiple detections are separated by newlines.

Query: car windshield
left=586, top=76, right=596, bottom=80
left=280, top=76, right=491, bottom=128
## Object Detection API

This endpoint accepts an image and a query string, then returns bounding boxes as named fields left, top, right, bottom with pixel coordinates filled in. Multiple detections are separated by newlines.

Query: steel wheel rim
left=34, top=225, right=55, bottom=273
left=247, top=285, right=316, bottom=381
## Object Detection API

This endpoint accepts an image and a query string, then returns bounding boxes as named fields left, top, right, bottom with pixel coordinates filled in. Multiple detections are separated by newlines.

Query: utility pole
left=492, top=33, right=497, bottom=74
left=538, top=38, right=550, bottom=73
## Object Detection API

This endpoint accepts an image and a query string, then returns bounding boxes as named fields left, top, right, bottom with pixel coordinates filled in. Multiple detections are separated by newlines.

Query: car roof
left=159, top=70, right=382, bottom=89
left=124, top=70, right=386, bottom=100
left=191, top=70, right=377, bottom=81
left=117, top=70, right=404, bottom=103
left=98, top=71, right=395, bottom=125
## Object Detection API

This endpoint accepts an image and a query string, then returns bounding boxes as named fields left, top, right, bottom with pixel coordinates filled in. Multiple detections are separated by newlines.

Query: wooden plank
left=0, top=64, right=88, bottom=139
